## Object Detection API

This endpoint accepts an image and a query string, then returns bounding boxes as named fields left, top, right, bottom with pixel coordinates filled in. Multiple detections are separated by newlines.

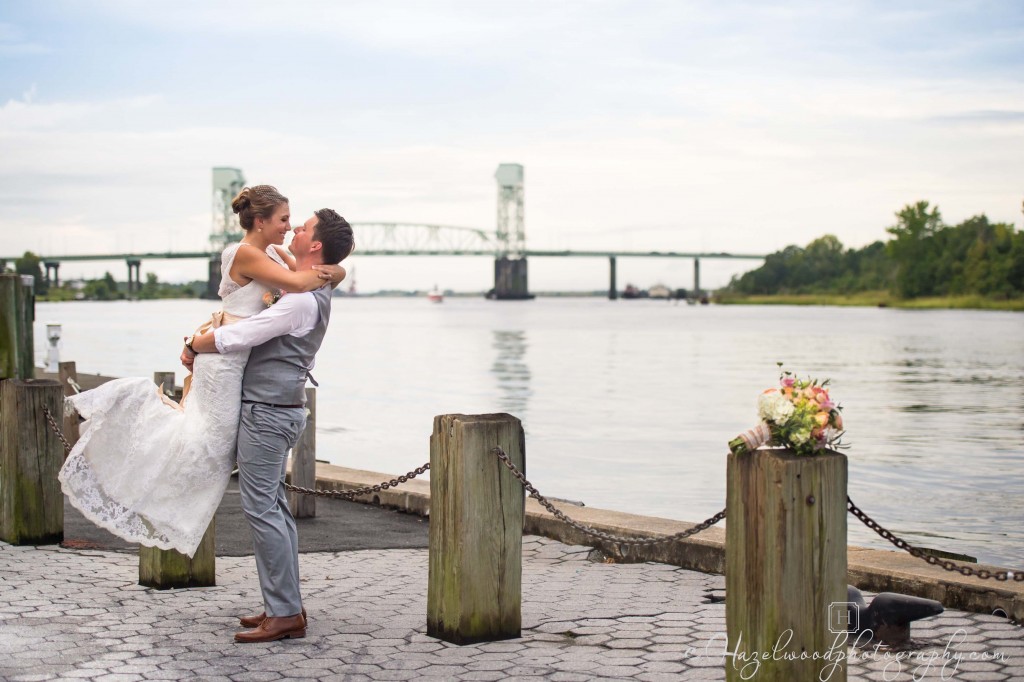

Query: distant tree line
left=5, top=252, right=203, bottom=300
left=725, top=201, right=1024, bottom=299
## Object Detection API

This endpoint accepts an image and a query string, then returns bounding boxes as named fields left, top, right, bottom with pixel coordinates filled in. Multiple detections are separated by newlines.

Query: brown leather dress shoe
left=234, top=614, right=306, bottom=643
left=239, top=607, right=307, bottom=629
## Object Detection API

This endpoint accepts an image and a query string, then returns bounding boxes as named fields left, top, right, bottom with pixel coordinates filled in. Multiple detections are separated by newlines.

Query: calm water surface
left=35, top=298, right=1024, bottom=566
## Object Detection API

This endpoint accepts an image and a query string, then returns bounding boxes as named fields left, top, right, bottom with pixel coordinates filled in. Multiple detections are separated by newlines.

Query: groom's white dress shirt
left=213, top=291, right=321, bottom=354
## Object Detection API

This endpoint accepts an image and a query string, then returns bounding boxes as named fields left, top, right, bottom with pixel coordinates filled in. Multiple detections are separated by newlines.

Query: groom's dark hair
left=313, top=209, right=355, bottom=264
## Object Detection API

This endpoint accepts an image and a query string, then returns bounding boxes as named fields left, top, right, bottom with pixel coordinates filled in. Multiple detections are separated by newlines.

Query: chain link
left=282, top=445, right=726, bottom=547
left=283, top=463, right=430, bottom=500
left=848, top=497, right=1021, bottom=582
left=491, top=446, right=726, bottom=547
left=42, top=406, right=74, bottom=455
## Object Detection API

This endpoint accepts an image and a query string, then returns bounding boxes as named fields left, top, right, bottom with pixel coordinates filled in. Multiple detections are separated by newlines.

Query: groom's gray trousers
left=236, top=401, right=307, bottom=617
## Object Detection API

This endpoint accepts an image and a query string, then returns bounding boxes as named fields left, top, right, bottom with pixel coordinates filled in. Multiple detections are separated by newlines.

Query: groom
left=182, top=208, right=354, bottom=643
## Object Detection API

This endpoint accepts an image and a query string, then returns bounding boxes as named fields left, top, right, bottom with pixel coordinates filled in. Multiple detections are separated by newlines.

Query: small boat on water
left=622, top=284, right=643, bottom=299
left=648, top=283, right=672, bottom=299
left=427, top=286, right=443, bottom=303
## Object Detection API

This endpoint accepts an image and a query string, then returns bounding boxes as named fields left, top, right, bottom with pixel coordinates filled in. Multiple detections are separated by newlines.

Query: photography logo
left=828, top=602, right=858, bottom=634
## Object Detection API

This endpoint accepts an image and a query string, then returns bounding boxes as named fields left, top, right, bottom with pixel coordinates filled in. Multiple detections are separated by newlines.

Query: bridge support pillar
left=693, top=257, right=701, bottom=301
left=126, top=259, right=141, bottom=298
left=608, top=256, right=617, bottom=300
left=43, top=262, right=60, bottom=288
left=490, top=257, right=533, bottom=301
left=205, top=257, right=220, bottom=299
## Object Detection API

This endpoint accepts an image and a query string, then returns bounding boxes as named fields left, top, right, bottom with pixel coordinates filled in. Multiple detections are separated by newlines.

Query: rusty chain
left=848, top=497, right=1021, bottom=582
left=491, top=446, right=726, bottom=547
left=282, top=463, right=430, bottom=500
left=42, top=406, right=74, bottom=455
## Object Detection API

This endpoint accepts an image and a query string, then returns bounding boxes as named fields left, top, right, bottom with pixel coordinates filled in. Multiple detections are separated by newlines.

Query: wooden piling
left=427, top=413, right=524, bottom=644
left=136, top=368, right=215, bottom=589
left=58, top=361, right=80, bottom=455
left=139, top=521, right=216, bottom=589
left=725, top=449, right=847, bottom=682
left=0, top=274, right=35, bottom=381
left=0, top=379, right=64, bottom=545
left=288, top=387, right=316, bottom=519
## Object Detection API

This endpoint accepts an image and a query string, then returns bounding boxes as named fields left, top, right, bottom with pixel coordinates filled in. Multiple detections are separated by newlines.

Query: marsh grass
left=715, top=291, right=1024, bottom=311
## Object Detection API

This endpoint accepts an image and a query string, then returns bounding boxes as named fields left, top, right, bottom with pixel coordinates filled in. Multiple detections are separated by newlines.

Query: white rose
left=758, top=393, right=795, bottom=424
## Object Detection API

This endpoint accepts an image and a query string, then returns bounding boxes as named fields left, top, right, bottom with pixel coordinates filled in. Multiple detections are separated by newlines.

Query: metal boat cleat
left=846, top=585, right=944, bottom=647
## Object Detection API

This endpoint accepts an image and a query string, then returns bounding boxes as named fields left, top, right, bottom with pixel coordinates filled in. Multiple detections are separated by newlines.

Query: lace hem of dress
left=57, top=417, right=206, bottom=556
left=61, top=375, right=238, bottom=558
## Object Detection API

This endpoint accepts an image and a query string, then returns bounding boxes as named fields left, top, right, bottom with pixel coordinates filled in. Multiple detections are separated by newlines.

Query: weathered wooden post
left=0, top=274, right=35, bottom=380
left=726, top=449, right=848, bottom=682
left=138, top=370, right=215, bottom=589
left=427, top=413, right=524, bottom=644
left=1, top=273, right=62, bottom=545
left=139, top=522, right=216, bottom=589
left=58, top=361, right=80, bottom=455
left=0, top=379, right=64, bottom=545
left=288, top=386, right=316, bottom=518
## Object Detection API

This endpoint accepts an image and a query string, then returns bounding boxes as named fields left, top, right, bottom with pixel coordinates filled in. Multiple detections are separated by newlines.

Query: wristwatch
left=184, top=334, right=197, bottom=354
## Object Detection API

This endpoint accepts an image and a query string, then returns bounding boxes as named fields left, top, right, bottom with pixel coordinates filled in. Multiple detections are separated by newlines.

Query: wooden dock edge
left=302, top=460, right=1024, bottom=622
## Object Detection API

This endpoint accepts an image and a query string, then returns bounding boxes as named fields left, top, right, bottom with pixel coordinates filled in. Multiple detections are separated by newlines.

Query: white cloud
left=0, top=91, right=162, bottom=131
left=0, top=21, right=49, bottom=55
left=4, top=2, right=1023, bottom=289
left=3, top=83, right=1023, bottom=277
left=75, top=0, right=540, bottom=57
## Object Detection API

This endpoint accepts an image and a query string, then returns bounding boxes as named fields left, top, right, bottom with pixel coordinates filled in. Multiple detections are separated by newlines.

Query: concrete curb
left=310, top=461, right=1024, bottom=621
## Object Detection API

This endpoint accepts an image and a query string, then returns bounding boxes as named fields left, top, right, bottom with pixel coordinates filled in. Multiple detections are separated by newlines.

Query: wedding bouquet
left=728, top=369, right=845, bottom=456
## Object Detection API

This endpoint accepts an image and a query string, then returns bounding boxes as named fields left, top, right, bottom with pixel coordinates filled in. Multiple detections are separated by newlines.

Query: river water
left=34, top=297, right=1024, bottom=567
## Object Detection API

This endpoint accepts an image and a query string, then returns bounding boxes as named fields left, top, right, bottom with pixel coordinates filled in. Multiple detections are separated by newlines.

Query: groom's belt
left=242, top=399, right=304, bottom=409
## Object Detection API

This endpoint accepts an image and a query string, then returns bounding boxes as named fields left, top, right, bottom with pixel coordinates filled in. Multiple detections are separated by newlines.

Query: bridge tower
left=205, top=167, right=247, bottom=298
left=211, top=167, right=247, bottom=250
left=491, top=163, right=533, bottom=300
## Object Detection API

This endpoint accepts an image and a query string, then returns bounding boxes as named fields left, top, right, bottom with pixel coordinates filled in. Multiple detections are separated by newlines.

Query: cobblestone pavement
left=1, top=537, right=1021, bottom=681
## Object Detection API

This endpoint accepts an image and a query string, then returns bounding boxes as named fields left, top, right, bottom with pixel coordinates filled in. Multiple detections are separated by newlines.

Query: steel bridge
left=2, top=221, right=765, bottom=299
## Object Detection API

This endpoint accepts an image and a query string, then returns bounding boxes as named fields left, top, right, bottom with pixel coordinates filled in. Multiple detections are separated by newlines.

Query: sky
left=2, top=1, right=1023, bottom=292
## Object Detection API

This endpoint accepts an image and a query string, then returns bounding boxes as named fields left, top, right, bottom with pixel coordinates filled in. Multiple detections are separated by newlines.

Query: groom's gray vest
left=241, top=286, right=332, bottom=406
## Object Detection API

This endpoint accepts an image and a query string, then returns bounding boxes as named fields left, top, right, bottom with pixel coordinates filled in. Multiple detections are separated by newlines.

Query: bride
left=59, top=185, right=346, bottom=557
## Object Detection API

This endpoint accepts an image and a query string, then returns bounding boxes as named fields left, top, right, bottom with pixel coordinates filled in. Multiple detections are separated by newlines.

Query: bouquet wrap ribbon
left=739, top=422, right=772, bottom=452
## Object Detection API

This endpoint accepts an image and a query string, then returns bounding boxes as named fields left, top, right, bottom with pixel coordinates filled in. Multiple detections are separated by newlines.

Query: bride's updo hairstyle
left=230, top=185, right=289, bottom=230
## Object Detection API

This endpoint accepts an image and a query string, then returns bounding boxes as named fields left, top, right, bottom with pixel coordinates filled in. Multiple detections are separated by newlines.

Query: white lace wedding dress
left=59, top=244, right=284, bottom=557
